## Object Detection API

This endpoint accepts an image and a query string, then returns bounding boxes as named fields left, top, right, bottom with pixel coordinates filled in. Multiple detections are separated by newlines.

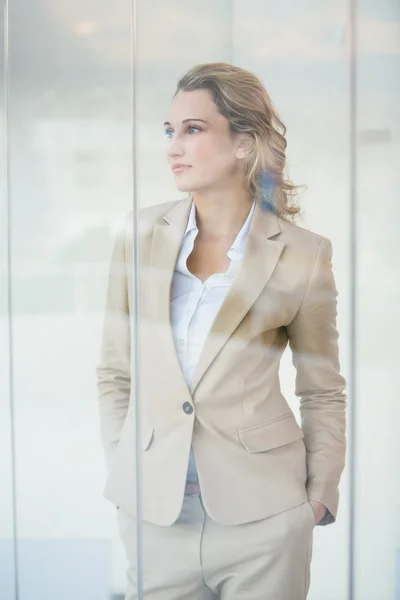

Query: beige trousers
left=117, top=494, right=315, bottom=600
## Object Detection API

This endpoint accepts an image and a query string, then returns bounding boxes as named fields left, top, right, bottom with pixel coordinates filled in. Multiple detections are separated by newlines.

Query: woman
left=97, top=62, right=347, bottom=600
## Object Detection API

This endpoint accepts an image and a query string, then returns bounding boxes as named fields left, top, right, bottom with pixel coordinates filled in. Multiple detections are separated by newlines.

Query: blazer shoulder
left=121, top=197, right=185, bottom=236
left=118, top=199, right=186, bottom=239
left=139, top=198, right=183, bottom=222
left=277, top=215, right=332, bottom=255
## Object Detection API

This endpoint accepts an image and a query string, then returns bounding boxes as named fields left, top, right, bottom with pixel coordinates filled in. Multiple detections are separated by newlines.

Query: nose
left=167, top=135, right=184, bottom=159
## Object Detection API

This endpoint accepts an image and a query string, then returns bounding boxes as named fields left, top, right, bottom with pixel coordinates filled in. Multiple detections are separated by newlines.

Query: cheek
left=190, top=136, right=215, bottom=160
left=191, top=136, right=234, bottom=169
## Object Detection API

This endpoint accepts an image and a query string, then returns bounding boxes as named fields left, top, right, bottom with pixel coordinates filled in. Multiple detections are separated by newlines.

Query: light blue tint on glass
left=1, top=540, right=111, bottom=600
left=0, top=542, right=15, bottom=600
left=397, top=549, right=400, bottom=600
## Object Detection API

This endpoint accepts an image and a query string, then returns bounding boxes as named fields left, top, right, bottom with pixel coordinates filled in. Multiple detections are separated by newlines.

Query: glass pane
left=1, top=3, right=17, bottom=598
left=121, top=1, right=350, bottom=598
left=233, top=4, right=351, bottom=599
left=355, top=1, right=400, bottom=598
left=6, top=1, right=134, bottom=598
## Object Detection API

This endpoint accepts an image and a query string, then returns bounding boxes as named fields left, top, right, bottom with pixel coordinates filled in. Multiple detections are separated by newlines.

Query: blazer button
left=182, top=402, right=194, bottom=415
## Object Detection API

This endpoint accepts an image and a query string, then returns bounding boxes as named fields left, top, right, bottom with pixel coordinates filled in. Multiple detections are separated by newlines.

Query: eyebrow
left=163, top=118, right=210, bottom=127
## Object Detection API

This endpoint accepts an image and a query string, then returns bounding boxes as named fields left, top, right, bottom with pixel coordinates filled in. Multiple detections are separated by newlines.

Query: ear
left=236, top=134, right=253, bottom=160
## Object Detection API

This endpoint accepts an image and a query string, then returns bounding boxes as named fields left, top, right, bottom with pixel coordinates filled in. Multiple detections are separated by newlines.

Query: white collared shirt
left=170, top=198, right=256, bottom=482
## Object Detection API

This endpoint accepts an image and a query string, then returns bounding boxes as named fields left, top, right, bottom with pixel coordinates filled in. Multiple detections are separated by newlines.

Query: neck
left=190, top=188, right=253, bottom=242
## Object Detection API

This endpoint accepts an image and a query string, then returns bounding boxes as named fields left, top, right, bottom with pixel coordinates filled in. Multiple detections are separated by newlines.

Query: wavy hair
left=174, top=62, right=301, bottom=219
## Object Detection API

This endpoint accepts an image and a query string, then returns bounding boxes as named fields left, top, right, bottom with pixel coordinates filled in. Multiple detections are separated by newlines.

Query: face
left=164, top=89, right=246, bottom=194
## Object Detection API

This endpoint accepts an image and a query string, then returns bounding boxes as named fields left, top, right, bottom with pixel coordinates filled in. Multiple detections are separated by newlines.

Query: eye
left=164, top=128, right=174, bottom=138
left=188, top=126, right=201, bottom=134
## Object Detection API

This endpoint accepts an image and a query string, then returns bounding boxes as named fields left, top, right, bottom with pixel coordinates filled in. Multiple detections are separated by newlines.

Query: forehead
left=166, top=89, right=220, bottom=124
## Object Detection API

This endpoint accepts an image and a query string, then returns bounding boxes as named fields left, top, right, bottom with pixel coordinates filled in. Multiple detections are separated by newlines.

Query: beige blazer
left=97, top=196, right=346, bottom=527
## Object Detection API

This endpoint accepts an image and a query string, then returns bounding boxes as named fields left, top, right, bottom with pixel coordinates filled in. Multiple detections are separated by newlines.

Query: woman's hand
left=309, top=500, right=327, bottom=525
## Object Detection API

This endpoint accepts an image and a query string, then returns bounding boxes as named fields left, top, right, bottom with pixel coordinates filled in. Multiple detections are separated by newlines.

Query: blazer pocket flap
left=238, top=415, right=304, bottom=453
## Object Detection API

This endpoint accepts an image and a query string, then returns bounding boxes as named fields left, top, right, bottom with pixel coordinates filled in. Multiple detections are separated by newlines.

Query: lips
left=172, top=164, right=191, bottom=172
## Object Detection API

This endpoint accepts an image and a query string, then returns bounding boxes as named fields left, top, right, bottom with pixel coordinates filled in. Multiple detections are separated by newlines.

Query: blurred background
left=0, top=0, right=399, bottom=599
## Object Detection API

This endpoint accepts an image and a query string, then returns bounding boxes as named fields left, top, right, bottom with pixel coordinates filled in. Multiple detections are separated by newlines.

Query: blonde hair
left=175, top=62, right=301, bottom=220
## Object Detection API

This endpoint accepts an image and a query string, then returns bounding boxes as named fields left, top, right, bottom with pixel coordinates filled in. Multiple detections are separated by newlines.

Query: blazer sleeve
left=96, top=215, right=131, bottom=474
left=287, top=238, right=347, bottom=525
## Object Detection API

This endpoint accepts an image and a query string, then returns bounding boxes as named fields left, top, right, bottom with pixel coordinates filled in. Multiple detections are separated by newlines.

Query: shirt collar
left=184, top=199, right=198, bottom=236
left=184, top=198, right=256, bottom=258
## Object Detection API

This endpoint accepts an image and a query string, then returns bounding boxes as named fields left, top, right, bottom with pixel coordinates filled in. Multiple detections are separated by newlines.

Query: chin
left=174, top=181, right=193, bottom=193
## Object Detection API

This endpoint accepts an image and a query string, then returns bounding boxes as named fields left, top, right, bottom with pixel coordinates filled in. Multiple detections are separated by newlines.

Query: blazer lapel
left=148, top=195, right=193, bottom=395
left=190, top=203, right=285, bottom=394
left=149, top=196, right=192, bottom=324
